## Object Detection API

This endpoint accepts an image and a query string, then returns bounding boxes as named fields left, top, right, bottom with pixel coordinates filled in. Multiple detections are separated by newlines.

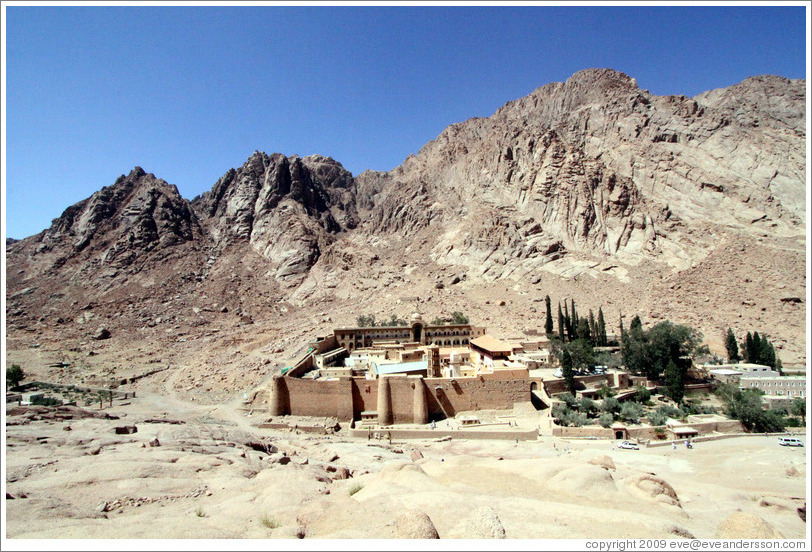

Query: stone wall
left=271, top=373, right=538, bottom=423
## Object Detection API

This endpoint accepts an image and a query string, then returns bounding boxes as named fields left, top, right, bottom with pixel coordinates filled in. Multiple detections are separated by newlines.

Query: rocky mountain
left=356, top=69, right=804, bottom=281
left=193, top=152, right=358, bottom=281
left=5, top=68, right=807, bottom=385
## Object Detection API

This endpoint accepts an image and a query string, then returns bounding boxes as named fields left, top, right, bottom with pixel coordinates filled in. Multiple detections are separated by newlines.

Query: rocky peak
left=193, top=152, right=359, bottom=280
left=34, top=167, right=200, bottom=268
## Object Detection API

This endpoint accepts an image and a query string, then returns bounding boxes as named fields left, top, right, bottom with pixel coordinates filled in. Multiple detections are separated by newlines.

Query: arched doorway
left=412, top=323, right=423, bottom=344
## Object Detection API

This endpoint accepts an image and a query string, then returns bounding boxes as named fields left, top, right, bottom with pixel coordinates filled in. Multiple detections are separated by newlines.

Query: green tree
left=557, top=303, right=565, bottom=341
left=578, top=397, right=598, bottom=418
left=6, top=364, right=25, bottom=388
left=634, top=384, right=651, bottom=403
left=559, top=392, right=578, bottom=409
left=619, top=402, right=644, bottom=424
left=561, top=349, right=576, bottom=394
left=664, top=359, right=685, bottom=404
left=565, top=339, right=595, bottom=371
left=623, top=319, right=707, bottom=383
left=791, top=398, right=805, bottom=425
left=598, top=412, right=614, bottom=428
left=588, top=310, right=597, bottom=347
left=570, top=298, right=578, bottom=340
left=544, top=296, right=554, bottom=337
left=597, top=307, right=607, bottom=347
left=742, top=332, right=753, bottom=362
left=563, top=302, right=572, bottom=341
left=720, top=387, right=786, bottom=433
left=601, top=396, right=621, bottom=415
left=450, top=311, right=469, bottom=324
left=725, top=328, right=740, bottom=363
left=577, top=317, right=591, bottom=345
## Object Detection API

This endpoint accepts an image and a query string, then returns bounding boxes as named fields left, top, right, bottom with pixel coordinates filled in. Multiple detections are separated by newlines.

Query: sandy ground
left=3, top=387, right=808, bottom=543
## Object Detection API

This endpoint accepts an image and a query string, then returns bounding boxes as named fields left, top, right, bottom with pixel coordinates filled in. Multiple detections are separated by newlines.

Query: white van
left=778, top=436, right=803, bottom=447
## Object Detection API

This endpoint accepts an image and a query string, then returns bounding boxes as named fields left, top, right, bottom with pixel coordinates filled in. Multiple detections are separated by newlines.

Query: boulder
left=588, top=455, right=616, bottom=471
left=114, top=425, right=137, bottom=435
left=395, top=510, right=440, bottom=539
left=93, top=327, right=111, bottom=340
left=452, top=506, right=506, bottom=539
left=716, top=512, right=784, bottom=539
left=411, top=449, right=424, bottom=462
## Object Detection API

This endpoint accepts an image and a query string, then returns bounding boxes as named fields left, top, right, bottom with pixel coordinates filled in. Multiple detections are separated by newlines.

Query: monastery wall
left=270, top=373, right=536, bottom=423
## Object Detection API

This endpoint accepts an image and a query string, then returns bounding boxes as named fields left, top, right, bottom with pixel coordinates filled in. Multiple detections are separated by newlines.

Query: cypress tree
left=760, top=338, right=776, bottom=369
left=751, top=332, right=762, bottom=364
left=725, top=328, right=740, bottom=363
left=743, top=332, right=753, bottom=362
left=562, top=349, right=576, bottom=394
left=577, top=317, right=591, bottom=345
left=597, top=307, right=607, bottom=346
left=570, top=298, right=578, bottom=339
left=588, top=310, right=597, bottom=347
left=563, top=302, right=572, bottom=341
left=557, top=302, right=565, bottom=341
left=544, top=295, right=554, bottom=336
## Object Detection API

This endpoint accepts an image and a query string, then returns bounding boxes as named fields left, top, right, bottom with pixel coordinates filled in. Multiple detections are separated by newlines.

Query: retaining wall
left=349, top=427, right=539, bottom=441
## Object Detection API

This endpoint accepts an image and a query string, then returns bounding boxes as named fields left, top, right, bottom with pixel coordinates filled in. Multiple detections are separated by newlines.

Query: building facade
left=333, top=314, right=486, bottom=350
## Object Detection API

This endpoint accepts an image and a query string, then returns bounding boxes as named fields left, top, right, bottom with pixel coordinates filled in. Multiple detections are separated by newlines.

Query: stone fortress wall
left=270, top=371, right=545, bottom=424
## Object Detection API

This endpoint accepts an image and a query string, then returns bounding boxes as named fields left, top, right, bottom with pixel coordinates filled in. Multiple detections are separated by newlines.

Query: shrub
left=578, top=397, right=598, bottom=417
left=30, top=395, right=62, bottom=406
left=560, top=410, right=589, bottom=427
left=560, top=392, right=578, bottom=409
left=649, top=411, right=668, bottom=427
left=598, top=413, right=613, bottom=428
left=619, top=402, right=644, bottom=424
left=6, top=364, right=25, bottom=388
left=260, top=513, right=280, bottom=529
left=348, top=483, right=364, bottom=496
left=634, top=385, right=651, bottom=403
left=601, top=396, right=621, bottom=415
left=551, top=403, right=569, bottom=421
left=194, top=505, right=206, bottom=518
left=596, top=384, right=615, bottom=399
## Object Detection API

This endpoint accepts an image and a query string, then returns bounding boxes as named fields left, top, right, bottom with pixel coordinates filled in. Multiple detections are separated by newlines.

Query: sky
left=2, top=2, right=808, bottom=239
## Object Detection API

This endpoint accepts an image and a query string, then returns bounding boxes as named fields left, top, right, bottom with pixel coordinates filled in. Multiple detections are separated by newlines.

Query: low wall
left=552, top=419, right=745, bottom=440
left=348, top=427, right=539, bottom=441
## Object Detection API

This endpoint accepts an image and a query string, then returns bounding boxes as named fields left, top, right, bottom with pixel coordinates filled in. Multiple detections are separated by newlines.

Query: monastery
left=268, top=314, right=623, bottom=427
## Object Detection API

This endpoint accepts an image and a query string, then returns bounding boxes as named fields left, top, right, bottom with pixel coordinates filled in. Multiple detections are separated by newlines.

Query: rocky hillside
left=5, top=69, right=807, bottom=387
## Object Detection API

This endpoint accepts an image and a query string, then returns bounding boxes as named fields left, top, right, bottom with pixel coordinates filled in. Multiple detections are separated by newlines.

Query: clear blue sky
left=3, top=3, right=808, bottom=239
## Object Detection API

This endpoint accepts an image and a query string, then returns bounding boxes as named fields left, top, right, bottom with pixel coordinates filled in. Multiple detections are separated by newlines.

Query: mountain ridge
left=5, top=68, right=807, bottom=381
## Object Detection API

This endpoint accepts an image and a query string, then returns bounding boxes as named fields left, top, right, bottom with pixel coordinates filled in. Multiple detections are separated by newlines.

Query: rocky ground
left=3, top=387, right=807, bottom=541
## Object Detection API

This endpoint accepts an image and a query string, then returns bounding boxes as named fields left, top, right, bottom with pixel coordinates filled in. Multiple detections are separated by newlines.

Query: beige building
left=333, top=314, right=486, bottom=351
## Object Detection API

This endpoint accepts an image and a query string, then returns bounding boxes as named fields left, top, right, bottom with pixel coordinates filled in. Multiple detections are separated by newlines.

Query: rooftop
left=373, top=360, right=429, bottom=376
left=470, top=335, right=513, bottom=354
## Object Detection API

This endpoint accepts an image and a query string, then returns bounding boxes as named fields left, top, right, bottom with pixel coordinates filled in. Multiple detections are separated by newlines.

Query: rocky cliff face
left=15, top=167, right=202, bottom=277
left=193, top=152, right=358, bottom=280
left=355, top=69, right=805, bottom=280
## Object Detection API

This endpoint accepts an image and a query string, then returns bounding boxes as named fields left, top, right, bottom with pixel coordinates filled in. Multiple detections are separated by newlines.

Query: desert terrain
left=4, top=383, right=807, bottom=540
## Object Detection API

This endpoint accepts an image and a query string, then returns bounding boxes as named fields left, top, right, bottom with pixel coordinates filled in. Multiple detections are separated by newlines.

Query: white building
left=739, top=376, right=806, bottom=399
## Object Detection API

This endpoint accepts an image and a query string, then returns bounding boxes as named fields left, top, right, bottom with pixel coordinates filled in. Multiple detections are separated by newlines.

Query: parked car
left=553, top=369, right=563, bottom=378
left=778, top=436, right=804, bottom=447
left=618, top=440, right=639, bottom=450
